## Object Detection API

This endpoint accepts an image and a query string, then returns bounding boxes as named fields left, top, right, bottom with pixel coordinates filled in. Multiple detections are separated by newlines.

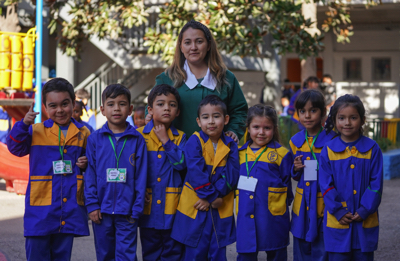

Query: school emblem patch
left=129, top=153, right=136, bottom=166
left=267, top=151, right=278, bottom=162
left=77, top=132, right=84, bottom=141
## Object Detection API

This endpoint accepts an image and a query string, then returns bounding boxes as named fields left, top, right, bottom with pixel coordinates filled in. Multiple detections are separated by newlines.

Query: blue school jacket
left=171, top=131, right=240, bottom=248
left=236, top=141, right=293, bottom=253
left=137, top=120, right=187, bottom=229
left=6, top=118, right=90, bottom=237
left=290, top=130, right=336, bottom=242
left=0, top=107, right=10, bottom=144
left=84, top=122, right=147, bottom=219
left=319, top=136, right=383, bottom=253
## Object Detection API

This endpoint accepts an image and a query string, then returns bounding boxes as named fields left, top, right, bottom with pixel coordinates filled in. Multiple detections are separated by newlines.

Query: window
left=344, top=59, right=362, bottom=81
left=372, top=58, right=391, bottom=81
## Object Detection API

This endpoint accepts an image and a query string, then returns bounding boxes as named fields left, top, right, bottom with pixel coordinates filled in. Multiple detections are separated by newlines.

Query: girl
left=236, top=104, right=293, bottom=261
left=319, top=94, right=383, bottom=261
left=290, top=89, right=336, bottom=261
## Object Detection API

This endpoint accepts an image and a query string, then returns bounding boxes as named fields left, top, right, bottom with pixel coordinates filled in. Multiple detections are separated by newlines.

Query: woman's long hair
left=166, top=20, right=228, bottom=91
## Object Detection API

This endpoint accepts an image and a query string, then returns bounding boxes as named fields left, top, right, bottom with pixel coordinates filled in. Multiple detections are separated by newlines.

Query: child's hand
left=23, top=102, right=39, bottom=126
left=194, top=198, right=210, bottom=211
left=145, top=191, right=151, bottom=206
left=211, top=198, right=223, bottom=209
left=293, top=155, right=305, bottom=172
left=89, top=209, right=102, bottom=224
left=153, top=124, right=169, bottom=145
left=339, top=212, right=354, bottom=225
left=76, top=156, right=88, bottom=169
left=225, top=131, right=239, bottom=143
left=145, top=113, right=152, bottom=125
left=352, top=212, right=363, bottom=222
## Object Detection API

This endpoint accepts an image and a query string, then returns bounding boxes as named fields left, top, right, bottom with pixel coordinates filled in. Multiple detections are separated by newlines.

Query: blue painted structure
left=34, top=0, right=43, bottom=123
left=382, top=148, right=400, bottom=180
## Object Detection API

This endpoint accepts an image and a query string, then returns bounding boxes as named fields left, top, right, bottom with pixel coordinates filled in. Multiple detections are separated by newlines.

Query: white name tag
left=304, top=160, right=318, bottom=181
left=237, top=175, right=258, bottom=192
left=53, top=160, right=73, bottom=174
left=107, top=168, right=127, bottom=183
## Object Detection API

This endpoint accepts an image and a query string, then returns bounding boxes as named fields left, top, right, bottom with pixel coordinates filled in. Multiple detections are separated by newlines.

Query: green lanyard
left=305, top=127, right=323, bottom=170
left=58, top=126, right=66, bottom=162
left=245, top=146, right=268, bottom=177
left=108, top=135, right=127, bottom=169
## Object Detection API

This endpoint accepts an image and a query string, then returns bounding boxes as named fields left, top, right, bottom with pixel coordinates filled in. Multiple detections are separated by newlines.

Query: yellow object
left=10, top=36, right=22, bottom=90
left=350, top=164, right=355, bottom=169
left=250, top=214, right=254, bottom=219
left=0, top=35, right=11, bottom=89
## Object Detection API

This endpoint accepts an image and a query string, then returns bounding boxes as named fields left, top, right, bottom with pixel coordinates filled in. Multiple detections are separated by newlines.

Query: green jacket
left=151, top=70, right=248, bottom=139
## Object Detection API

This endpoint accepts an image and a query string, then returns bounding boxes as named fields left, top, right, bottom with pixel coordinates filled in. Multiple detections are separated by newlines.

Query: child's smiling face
left=196, top=104, right=229, bottom=143
left=335, top=105, right=364, bottom=143
left=44, top=91, right=74, bottom=126
left=248, top=116, right=274, bottom=148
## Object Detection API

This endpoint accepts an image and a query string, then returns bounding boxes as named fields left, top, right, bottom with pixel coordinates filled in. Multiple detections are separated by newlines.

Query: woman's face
left=180, top=27, right=210, bottom=66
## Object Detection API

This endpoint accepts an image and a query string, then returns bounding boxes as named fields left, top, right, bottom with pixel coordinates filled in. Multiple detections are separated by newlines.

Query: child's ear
left=147, top=105, right=153, bottom=115
left=176, top=109, right=180, bottom=117
left=224, top=115, right=230, bottom=125
left=362, top=116, right=366, bottom=126
left=129, top=104, right=134, bottom=116
left=196, top=117, right=201, bottom=128
left=100, top=106, right=105, bottom=116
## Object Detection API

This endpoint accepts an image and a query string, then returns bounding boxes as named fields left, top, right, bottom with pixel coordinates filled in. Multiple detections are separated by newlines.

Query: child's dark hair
left=330, top=94, right=366, bottom=134
left=148, top=84, right=180, bottom=109
left=197, top=95, right=227, bottom=117
left=74, top=100, right=84, bottom=110
left=42, top=78, right=75, bottom=105
left=295, top=89, right=326, bottom=116
left=306, top=76, right=320, bottom=84
left=135, top=106, right=145, bottom=112
left=101, top=84, right=131, bottom=105
left=246, top=104, right=280, bottom=143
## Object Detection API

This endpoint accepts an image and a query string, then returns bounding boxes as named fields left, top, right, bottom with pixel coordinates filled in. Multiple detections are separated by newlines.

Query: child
left=290, top=89, right=336, bottom=261
left=171, top=95, right=239, bottom=260
left=84, top=84, right=147, bottom=260
left=137, top=84, right=186, bottom=260
left=133, top=106, right=145, bottom=129
left=319, top=94, right=383, bottom=261
left=75, top=89, right=96, bottom=131
left=72, top=100, right=95, bottom=133
left=6, top=78, right=90, bottom=260
left=236, top=104, right=293, bottom=261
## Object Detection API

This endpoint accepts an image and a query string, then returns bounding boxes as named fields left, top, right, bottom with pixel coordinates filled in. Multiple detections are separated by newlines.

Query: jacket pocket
left=143, top=188, right=152, bottom=215
left=76, top=175, right=84, bottom=206
left=235, top=190, right=239, bottom=216
left=292, top=187, right=303, bottom=216
left=176, top=182, right=199, bottom=219
left=317, top=192, right=325, bottom=218
left=218, top=191, right=234, bottom=219
left=165, top=187, right=182, bottom=215
left=30, top=176, right=52, bottom=206
left=327, top=201, right=349, bottom=229
left=268, top=187, right=288, bottom=216
left=363, top=212, right=379, bottom=228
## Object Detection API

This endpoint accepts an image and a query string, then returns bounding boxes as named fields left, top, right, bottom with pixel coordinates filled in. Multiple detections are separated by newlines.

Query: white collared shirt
left=184, top=60, right=217, bottom=90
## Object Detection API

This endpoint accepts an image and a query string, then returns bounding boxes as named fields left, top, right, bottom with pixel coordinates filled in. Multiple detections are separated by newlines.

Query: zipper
left=112, top=137, right=118, bottom=214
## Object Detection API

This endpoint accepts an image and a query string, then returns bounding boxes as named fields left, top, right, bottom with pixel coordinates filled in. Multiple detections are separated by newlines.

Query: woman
left=146, top=20, right=248, bottom=142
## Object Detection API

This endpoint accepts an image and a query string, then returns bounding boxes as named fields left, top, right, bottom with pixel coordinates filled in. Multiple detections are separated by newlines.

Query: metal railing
left=367, top=118, right=400, bottom=144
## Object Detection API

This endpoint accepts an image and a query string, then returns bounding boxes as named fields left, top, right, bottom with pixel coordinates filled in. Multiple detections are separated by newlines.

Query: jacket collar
left=239, top=140, right=281, bottom=151
left=99, top=121, right=138, bottom=137
left=328, top=135, right=375, bottom=153
left=45, top=118, right=84, bottom=143
left=184, top=60, right=217, bottom=90
left=142, top=120, right=179, bottom=136
left=291, top=129, right=337, bottom=148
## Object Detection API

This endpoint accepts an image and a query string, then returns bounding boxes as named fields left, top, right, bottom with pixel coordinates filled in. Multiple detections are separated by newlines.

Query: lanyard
left=305, top=127, right=323, bottom=170
left=245, top=146, right=268, bottom=178
left=108, top=135, right=127, bottom=169
left=58, top=126, right=66, bottom=162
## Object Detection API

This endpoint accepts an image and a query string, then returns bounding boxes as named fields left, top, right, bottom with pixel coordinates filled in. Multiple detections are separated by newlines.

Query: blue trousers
left=237, top=247, right=287, bottom=261
left=25, top=234, right=74, bottom=261
left=183, top=210, right=227, bottom=261
left=293, top=233, right=328, bottom=261
left=328, top=250, right=374, bottom=261
left=92, top=213, right=138, bottom=261
left=140, top=227, right=183, bottom=261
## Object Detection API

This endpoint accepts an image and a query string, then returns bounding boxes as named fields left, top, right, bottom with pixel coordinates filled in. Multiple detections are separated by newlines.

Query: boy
left=133, top=106, right=145, bottom=129
left=171, top=95, right=240, bottom=260
left=137, top=84, right=186, bottom=260
left=72, top=100, right=95, bottom=133
left=75, top=89, right=97, bottom=130
left=84, top=84, right=147, bottom=260
left=6, top=78, right=90, bottom=260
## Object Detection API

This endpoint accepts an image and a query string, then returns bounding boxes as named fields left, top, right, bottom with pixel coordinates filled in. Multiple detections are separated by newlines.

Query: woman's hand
left=225, top=131, right=239, bottom=143
left=145, top=114, right=152, bottom=125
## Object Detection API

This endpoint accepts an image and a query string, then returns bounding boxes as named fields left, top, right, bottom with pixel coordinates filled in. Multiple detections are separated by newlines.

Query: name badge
left=107, top=168, right=127, bottom=183
left=53, top=160, right=73, bottom=174
left=237, top=175, right=258, bottom=192
left=304, top=160, right=318, bottom=181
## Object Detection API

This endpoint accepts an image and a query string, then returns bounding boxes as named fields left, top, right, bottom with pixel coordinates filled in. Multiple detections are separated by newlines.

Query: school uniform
left=171, top=131, right=240, bottom=260
left=289, top=129, right=336, bottom=261
left=78, top=119, right=94, bottom=133
left=84, top=122, right=147, bottom=261
left=319, top=136, right=383, bottom=260
left=6, top=118, right=90, bottom=260
left=137, top=120, right=186, bottom=260
left=0, top=106, right=10, bottom=144
left=236, top=141, right=293, bottom=261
